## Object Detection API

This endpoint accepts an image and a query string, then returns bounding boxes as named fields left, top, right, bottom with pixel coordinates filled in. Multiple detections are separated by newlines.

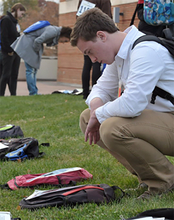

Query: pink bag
left=6, top=167, right=93, bottom=190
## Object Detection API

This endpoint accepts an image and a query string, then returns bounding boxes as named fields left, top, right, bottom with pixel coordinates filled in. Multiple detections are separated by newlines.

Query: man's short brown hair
left=70, top=7, right=118, bottom=46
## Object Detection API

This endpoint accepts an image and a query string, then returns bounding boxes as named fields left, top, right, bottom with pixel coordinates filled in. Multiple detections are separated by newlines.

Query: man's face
left=77, top=31, right=115, bottom=65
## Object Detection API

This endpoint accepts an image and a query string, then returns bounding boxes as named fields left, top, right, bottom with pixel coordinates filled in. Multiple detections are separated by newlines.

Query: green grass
left=0, top=94, right=174, bottom=220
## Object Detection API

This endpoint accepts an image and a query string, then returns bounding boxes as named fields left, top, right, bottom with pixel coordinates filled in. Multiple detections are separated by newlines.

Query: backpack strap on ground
left=0, top=183, right=10, bottom=189
left=40, top=142, right=50, bottom=147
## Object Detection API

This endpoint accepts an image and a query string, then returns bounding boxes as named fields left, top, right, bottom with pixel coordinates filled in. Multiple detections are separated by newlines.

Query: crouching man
left=70, top=8, right=174, bottom=200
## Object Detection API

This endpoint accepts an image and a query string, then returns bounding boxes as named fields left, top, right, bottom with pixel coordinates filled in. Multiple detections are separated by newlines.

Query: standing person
left=0, top=3, right=26, bottom=96
left=0, top=16, right=4, bottom=81
left=0, top=41, right=2, bottom=80
left=77, top=0, right=112, bottom=99
left=11, top=25, right=72, bottom=95
left=70, top=8, right=174, bottom=200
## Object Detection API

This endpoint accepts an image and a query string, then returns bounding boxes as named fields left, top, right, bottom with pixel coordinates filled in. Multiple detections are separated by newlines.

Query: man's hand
left=85, top=110, right=100, bottom=145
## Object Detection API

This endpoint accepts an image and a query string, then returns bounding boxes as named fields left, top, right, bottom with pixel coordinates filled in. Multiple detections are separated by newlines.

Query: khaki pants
left=80, top=108, right=174, bottom=193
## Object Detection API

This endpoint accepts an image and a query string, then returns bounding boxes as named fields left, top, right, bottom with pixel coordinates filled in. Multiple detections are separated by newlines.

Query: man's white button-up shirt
left=86, top=25, right=174, bottom=123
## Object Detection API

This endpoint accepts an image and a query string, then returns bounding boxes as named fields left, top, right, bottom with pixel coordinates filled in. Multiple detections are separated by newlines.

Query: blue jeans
left=25, top=62, right=38, bottom=95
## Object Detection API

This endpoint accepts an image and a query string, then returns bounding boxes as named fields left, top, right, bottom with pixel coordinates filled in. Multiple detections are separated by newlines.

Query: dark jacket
left=0, top=20, right=2, bottom=50
left=1, top=11, right=20, bottom=54
left=77, top=0, right=112, bottom=18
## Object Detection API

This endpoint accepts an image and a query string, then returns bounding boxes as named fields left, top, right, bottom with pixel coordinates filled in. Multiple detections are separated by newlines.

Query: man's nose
left=90, top=56, right=97, bottom=63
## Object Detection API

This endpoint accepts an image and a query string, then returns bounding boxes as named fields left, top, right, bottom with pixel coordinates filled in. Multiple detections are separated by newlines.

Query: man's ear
left=96, top=31, right=106, bottom=42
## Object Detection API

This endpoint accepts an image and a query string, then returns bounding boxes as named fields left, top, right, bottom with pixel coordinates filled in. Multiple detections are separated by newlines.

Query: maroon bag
left=19, top=184, right=125, bottom=209
left=3, top=167, right=93, bottom=190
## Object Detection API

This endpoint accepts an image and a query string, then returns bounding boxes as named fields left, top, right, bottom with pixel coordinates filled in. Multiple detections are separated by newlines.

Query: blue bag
left=5, top=144, right=28, bottom=161
left=144, top=0, right=174, bottom=26
left=23, top=20, right=50, bottom=34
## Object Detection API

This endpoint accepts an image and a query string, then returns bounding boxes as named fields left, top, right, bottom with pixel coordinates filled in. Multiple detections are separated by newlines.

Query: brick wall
left=117, top=3, right=139, bottom=30
left=57, top=2, right=139, bottom=85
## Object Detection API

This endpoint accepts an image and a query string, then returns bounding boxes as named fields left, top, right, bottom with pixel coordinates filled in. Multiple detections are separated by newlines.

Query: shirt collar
left=116, top=25, right=143, bottom=60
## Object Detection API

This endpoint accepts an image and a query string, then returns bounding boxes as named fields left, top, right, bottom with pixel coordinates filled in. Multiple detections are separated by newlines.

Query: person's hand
left=85, top=110, right=100, bottom=145
left=8, top=52, right=14, bottom=56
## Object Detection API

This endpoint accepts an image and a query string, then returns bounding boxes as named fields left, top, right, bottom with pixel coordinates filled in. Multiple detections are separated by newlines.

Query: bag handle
left=130, top=3, right=143, bottom=26
left=62, top=186, right=104, bottom=196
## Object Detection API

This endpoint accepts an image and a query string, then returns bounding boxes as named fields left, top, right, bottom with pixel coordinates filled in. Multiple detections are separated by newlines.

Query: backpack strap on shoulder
left=132, top=35, right=162, bottom=50
left=132, top=35, right=174, bottom=106
left=151, top=86, right=174, bottom=105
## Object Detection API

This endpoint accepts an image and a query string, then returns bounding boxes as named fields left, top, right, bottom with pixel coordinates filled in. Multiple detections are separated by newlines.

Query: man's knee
left=79, top=108, right=90, bottom=134
left=100, top=117, right=132, bottom=146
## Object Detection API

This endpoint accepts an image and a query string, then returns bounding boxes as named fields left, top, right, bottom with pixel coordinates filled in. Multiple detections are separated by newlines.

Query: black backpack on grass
left=0, top=137, right=48, bottom=161
left=0, top=124, right=24, bottom=139
left=126, top=208, right=174, bottom=220
left=19, top=184, right=126, bottom=210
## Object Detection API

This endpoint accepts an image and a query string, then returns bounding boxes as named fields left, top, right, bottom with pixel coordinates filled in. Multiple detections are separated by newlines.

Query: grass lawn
left=0, top=94, right=174, bottom=220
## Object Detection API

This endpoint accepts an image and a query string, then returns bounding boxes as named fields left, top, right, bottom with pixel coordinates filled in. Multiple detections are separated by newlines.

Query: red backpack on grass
left=1, top=167, right=93, bottom=190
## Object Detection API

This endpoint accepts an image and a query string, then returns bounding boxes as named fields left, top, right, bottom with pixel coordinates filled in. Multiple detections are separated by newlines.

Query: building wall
left=57, top=0, right=139, bottom=85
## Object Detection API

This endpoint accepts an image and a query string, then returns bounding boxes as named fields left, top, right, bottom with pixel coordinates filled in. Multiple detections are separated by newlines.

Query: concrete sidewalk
left=4, top=80, right=82, bottom=96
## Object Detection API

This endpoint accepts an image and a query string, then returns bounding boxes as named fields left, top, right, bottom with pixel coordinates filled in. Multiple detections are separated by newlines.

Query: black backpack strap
left=37, top=152, right=45, bottom=158
left=112, top=185, right=127, bottom=202
left=34, top=143, right=49, bottom=159
left=130, top=4, right=138, bottom=26
left=132, top=35, right=162, bottom=49
left=130, top=3, right=142, bottom=26
left=151, top=86, right=174, bottom=105
left=132, top=35, right=174, bottom=106
left=40, top=143, right=50, bottom=147
left=0, top=183, right=10, bottom=189
left=132, top=34, right=174, bottom=57
left=56, top=175, right=76, bottom=187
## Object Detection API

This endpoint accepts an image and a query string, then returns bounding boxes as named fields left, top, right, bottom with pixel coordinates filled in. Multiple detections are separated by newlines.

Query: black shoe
left=83, top=95, right=88, bottom=99
left=83, top=90, right=90, bottom=99
left=83, top=93, right=89, bottom=99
